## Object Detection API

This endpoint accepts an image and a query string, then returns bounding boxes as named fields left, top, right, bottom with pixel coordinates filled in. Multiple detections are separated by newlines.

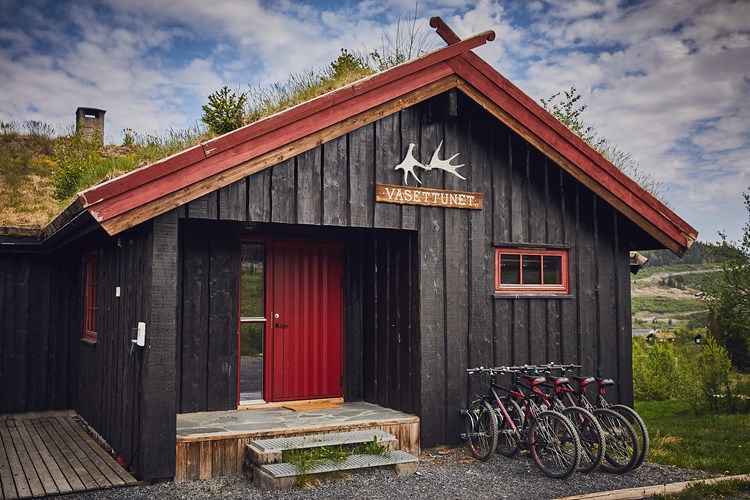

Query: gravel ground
left=57, top=446, right=709, bottom=500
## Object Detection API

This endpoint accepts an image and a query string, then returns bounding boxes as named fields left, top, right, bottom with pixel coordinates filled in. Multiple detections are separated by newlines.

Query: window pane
left=500, top=254, right=521, bottom=284
left=240, top=322, right=263, bottom=401
left=543, top=255, right=563, bottom=284
left=241, top=243, right=264, bottom=318
left=522, top=255, right=542, bottom=284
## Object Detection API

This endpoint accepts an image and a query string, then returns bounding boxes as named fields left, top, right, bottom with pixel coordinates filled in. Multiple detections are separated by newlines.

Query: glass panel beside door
left=240, top=242, right=265, bottom=404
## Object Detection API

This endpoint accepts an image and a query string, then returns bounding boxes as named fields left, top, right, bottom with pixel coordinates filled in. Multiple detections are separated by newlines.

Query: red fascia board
left=79, top=30, right=494, bottom=210
left=455, top=52, right=697, bottom=241
left=88, top=63, right=455, bottom=222
left=449, top=56, right=696, bottom=248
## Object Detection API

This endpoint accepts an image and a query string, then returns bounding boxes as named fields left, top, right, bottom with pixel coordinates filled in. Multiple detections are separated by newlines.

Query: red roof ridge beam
left=78, top=28, right=495, bottom=212
left=430, top=16, right=697, bottom=255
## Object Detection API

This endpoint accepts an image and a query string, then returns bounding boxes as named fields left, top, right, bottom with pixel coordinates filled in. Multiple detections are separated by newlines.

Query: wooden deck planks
left=0, top=413, right=137, bottom=499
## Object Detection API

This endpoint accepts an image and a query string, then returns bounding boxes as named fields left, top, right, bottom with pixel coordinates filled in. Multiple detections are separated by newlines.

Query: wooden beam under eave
left=96, top=75, right=462, bottom=236
left=456, top=81, right=695, bottom=256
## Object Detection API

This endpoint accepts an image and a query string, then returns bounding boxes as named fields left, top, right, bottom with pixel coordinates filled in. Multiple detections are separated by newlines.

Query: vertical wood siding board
left=577, top=189, right=597, bottom=375
left=246, top=170, right=266, bottom=222
left=322, top=136, right=348, bottom=227
left=271, top=159, right=296, bottom=224
left=530, top=301, right=547, bottom=365
left=597, top=205, right=619, bottom=397
left=139, top=211, right=178, bottom=480
left=389, top=237, right=402, bottom=408
left=344, top=235, right=364, bottom=401
left=0, top=261, right=11, bottom=411
left=375, top=237, right=389, bottom=406
left=206, top=191, right=219, bottom=220
left=443, top=110, right=470, bottom=441
left=14, top=260, right=30, bottom=412
left=296, top=147, right=323, bottom=225
left=207, top=225, right=238, bottom=411
left=560, top=173, right=577, bottom=365
left=348, top=125, right=374, bottom=227
left=529, top=147, right=547, bottom=244
left=398, top=235, right=414, bottom=411
left=418, top=206, right=446, bottom=446
left=361, top=235, right=377, bottom=402
left=29, top=258, right=51, bottom=410
left=512, top=301, right=529, bottom=364
left=374, top=113, right=401, bottom=229
left=175, top=228, right=184, bottom=413
left=408, top=234, right=421, bottom=415
left=188, top=195, right=208, bottom=220
left=615, top=215, right=634, bottom=405
left=510, top=133, right=527, bottom=243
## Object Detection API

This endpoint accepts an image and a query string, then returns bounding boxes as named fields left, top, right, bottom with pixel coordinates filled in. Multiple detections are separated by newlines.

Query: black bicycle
left=463, top=367, right=581, bottom=479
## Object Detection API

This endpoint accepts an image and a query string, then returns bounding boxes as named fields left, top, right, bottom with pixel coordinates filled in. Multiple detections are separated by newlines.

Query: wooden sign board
left=375, top=184, right=483, bottom=210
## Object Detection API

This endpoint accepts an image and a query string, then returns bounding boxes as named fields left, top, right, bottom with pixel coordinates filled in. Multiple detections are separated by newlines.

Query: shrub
left=201, top=86, right=247, bottom=135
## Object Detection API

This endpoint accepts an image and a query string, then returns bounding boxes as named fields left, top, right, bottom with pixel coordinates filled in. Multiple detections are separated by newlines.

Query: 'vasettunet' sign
left=376, top=184, right=483, bottom=209
left=375, top=141, right=483, bottom=210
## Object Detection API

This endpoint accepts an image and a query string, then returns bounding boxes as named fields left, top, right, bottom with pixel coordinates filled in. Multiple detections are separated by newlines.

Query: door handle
left=274, top=323, right=288, bottom=329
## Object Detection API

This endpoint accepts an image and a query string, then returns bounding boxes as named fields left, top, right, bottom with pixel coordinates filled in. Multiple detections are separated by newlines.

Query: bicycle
left=464, top=367, right=582, bottom=479
left=544, top=363, right=643, bottom=473
left=521, top=367, right=606, bottom=473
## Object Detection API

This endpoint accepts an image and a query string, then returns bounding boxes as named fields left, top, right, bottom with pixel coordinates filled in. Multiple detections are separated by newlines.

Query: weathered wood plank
left=31, top=412, right=85, bottom=493
left=63, top=417, right=136, bottom=485
left=348, top=124, right=374, bottom=227
left=55, top=417, right=125, bottom=487
left=42, top=416, right=100, bottom=490
left=512, top=301, right=529, bottom=364
left=14, top=418, right=60, bottom=496
left=322, top=135, right=348, bottom=226
left=180, top=222, right=210, bottom=412
left=271, top=158, right=296, bottom=224
left=247, top=169, right=271, bottom=222
left=374, top=113, right=402, bottom=229
left=139, top=210, right=178, bottom=480
left=296, top=148, right=322, bottom=225
left=0, top=419, right=29, bottom=499
left=577, top=189, right=597, bottom=373
left=443, top=112, right=469, bottom=443
left=21, top=419, right=72, bottom=495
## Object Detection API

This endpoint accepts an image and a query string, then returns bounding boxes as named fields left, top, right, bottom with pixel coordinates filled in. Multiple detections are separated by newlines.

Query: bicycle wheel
left=496, top=397, right=523, bottom=457
left=593, top=408, right=638, bottom=473
left=529, top=410, right=581, bottom=479
left=465, top=399, right=498, bottom=461
left=562, top=406, right=605, bottom=473
left=609, top=404, right=649, bottom=469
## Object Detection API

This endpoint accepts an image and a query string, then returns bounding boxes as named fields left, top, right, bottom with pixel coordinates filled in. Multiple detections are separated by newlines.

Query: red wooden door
left=265, top=240, right=343, bottom=402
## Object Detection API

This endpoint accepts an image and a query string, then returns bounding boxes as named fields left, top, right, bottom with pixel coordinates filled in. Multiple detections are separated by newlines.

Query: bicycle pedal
left=459, top=432, right=469, bottom=441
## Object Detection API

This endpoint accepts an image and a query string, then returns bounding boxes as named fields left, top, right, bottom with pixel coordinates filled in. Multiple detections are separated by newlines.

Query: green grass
left=632, top=296, right=708, bottom=315
left=636, top=399, right=750, bottom=475
left=653, top=479, right=750, bottom=499
left=632, top=263, right=721, bottom=280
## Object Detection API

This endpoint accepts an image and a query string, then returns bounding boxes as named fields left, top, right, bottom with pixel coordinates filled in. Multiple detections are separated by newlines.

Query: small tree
left=201, top=86, right=247, bottom=135
left=707, top=189, right=750, bottom=370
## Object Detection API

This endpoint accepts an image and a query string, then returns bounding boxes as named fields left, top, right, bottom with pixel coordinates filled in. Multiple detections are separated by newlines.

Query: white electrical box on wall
left=132, top=322, right=146, bottom=347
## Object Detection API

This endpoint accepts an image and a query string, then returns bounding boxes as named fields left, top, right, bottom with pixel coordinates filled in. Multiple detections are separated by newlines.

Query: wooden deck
left=0, top=411, right=138, bottom=499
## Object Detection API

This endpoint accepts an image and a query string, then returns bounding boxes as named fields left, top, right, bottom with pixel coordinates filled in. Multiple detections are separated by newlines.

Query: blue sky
left=1, top=0, right=748, bottom=243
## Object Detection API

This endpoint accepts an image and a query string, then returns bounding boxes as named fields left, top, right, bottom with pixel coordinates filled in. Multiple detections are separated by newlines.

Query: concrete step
left=246, top=429, right=398, bottom=465
left=254, top=450, right=419, bottom=490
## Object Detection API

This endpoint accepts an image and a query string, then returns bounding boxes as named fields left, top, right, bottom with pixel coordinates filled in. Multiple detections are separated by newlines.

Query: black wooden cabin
left=0, top=19, right=697, bottom=481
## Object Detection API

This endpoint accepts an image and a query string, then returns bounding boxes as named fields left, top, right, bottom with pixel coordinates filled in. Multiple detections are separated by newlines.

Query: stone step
left=254, top=450, right=419, bottom=490
left=247, top=429, right=397, bottom=465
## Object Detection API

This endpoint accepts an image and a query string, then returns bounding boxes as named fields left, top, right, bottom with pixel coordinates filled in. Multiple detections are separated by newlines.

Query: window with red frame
left=495, top=248, right=569, bottom=294
left=83, top=250, right=100, bottom=342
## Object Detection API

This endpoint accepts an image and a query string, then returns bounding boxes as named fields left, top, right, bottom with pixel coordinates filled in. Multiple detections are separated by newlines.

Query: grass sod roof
left=1, top=17, right=697, bottom=256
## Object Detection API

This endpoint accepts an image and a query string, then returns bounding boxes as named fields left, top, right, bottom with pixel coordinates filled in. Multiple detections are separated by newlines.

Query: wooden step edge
left=246, top=430, right=398, bottom=465
left=253, top=451, right=419, bottom=490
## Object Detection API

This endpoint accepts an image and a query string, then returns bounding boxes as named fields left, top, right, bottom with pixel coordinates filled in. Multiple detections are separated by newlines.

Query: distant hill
left=639, top=241, right=717, bottom=267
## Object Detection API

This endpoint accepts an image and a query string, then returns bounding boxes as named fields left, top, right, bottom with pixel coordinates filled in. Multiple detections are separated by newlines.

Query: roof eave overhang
left=72, top=18, right=696, bottom=257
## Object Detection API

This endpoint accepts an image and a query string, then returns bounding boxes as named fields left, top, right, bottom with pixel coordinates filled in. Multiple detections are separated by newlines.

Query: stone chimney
left=75, top=107, right=106, bottom=145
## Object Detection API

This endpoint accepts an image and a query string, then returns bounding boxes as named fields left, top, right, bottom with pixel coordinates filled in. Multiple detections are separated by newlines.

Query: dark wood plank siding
left=164, top=90, right=639, bottom=447
left=176, top=220, right=241, bottom=414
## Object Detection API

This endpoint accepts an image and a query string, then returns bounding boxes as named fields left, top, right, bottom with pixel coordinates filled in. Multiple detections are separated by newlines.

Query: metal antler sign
left=375, top=141, right=483, bottom=210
